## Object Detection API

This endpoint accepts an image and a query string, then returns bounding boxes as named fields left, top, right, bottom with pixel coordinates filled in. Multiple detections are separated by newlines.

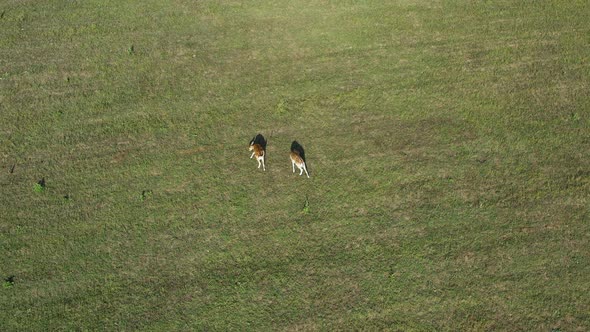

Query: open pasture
left=1, top=0, right=589, bottom=330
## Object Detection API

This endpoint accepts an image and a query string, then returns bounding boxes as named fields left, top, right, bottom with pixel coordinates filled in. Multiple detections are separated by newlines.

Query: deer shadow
left=291, top=140, right=310, bottom=174
left=250, top=133, right=267, bottom=150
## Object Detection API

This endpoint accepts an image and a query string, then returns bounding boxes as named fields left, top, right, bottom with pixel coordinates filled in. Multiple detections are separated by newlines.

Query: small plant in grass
left=276, top=99, right=287, bottom=115
left=302, top=195, right=310, bottom=214
left=33, top=178, right=46, bottom=193
left=570, top=112, right=580, bottom=122
left=3, top=276, right=15, bottom=289
left=127, top=45, right=135, bottom=55
left=139, top=190, right=153, bottom=201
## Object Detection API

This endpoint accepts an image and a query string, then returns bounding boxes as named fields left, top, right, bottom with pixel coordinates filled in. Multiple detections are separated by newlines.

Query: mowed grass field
left=1, top=0, right=590, bottom=330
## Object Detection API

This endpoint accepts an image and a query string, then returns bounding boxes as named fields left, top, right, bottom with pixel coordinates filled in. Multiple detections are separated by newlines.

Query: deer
left=290, top=147, right=309, bottom=178
left=249, top=135, right=266, bottom=171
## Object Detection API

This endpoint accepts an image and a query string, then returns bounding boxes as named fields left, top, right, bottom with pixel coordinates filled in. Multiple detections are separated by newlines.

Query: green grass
left=1, top=0, right=589, bottom=330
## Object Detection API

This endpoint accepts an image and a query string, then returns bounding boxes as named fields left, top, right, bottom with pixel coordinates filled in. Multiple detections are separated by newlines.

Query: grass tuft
left=139, top=190, right=153, bottom=201
left=302, top=195, right=310, bottom=214
left=3, top=276, right=15, bottom=289
left=33, top=178, right=46, bottom=193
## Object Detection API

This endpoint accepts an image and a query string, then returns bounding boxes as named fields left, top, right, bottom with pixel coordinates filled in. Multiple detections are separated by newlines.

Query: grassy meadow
left=1, top=0, right=590, bottom=330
